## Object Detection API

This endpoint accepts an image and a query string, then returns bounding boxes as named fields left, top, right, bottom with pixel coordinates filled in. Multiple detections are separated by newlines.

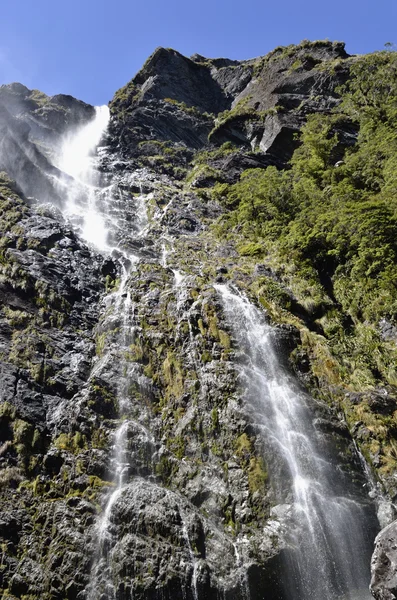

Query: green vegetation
left=235, top=433, right=268, bottom=493
left=135, top=139, right=190, bottom=179
left=88, top=379, right=118, bottom=417
left=210, top=49, right=397, bottom=477
left=185, top=163, right=223, bottom=187
left=54, top=431, right=87, bottom=454
left=208, top=98, right=281, bottom=141
left=29, top=89, right=49, bottom=106
left=163, top=351, right=184, bottom=398
left=253, top=39, right=344, bottom=76
left=0, top=402, right=46, bottom=475
left=215, top=49, right=397, bottom=336
left=109, top=79, right=141, bottom=118
left=163, top=97, right=213, bottom=118
left=193, top=142, right=236, bottom=164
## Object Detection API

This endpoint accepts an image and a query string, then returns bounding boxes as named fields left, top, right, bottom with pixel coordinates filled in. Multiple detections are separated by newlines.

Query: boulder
left=371, top=520, right=397, bottom=600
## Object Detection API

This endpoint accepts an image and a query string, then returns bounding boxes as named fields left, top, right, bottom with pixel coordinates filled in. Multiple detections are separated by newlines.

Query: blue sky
left=0, top=0, right=395, bottom=106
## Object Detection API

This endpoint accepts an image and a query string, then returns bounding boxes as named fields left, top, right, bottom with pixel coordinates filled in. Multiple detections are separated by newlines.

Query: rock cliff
left=0, top=40, right=396, bottom=600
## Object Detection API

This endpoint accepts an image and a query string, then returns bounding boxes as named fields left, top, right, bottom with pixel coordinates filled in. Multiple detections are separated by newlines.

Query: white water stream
left=52, top=107, right=155, bottom=598
left=181, top=520, right=199, bottom=600
left=216, top=285, right=376, bottom=600
left=84, top=215, right=149, bottom=598
left=56, top=105, right=111, bottom=250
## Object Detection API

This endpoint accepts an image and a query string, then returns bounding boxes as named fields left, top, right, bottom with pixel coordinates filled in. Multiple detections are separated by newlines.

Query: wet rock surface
left=371, top=521, right=397, bottom=600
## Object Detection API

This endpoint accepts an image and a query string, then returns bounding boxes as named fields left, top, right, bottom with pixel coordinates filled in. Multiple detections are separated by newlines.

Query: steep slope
left=0, top=40, right=396, bottom=600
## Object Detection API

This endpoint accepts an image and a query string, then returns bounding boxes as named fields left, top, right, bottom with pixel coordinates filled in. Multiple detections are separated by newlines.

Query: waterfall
left=58, top=106, right=110, bottom=180
left=48, top=104, right=211, bottom=600
left=83, top=206, right=152, bottom=598
left=232, top=542, right=250, bottom=600
left=181, top=518, right=199, bottom=600
left=215, top=284, right=377, bottom=600
left=50, top=106, right=157, bottom=598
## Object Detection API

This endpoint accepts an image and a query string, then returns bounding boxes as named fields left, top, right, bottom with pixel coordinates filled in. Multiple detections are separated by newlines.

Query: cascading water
left=215, top=284, right=378, bottom=600
left=55, top=105, right=110, bottom=250
left=181, top=517, right=199, bottom=600
left=84, top=218, right=155, bottom=598
left=232, top=543, right=251, bottom=600
left=86, top=255, right=159, bottom=599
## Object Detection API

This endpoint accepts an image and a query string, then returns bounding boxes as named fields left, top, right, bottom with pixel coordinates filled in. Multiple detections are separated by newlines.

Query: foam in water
left=59, top=106, right=110, bottom=178
left=56, top=105, right=110, bottom=250
left=215, top=284, right=377, bottom=600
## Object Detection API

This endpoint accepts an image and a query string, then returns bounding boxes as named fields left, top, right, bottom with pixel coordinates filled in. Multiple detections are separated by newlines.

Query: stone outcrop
left=108, top=40, right=352, bottom=166
left=371, top=521, right=397, bottom=599
left=0, top=83, right=94, bottom=203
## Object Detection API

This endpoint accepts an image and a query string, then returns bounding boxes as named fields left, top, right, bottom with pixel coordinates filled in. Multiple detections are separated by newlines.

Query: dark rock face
left=0, top=176, right=114, bottom=598
left=108, top=40, right=352, bottom=167
left=0, top=83, right=94, bottom=139
left=371, top=521, right=397, bottom=599
left=133, top=47, right=230, bottom=114
left=0, top=40, right=387, bottom=600
left=88, top=480, right=266, bottom=600
left=0, top=83, right=94, bottom=202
